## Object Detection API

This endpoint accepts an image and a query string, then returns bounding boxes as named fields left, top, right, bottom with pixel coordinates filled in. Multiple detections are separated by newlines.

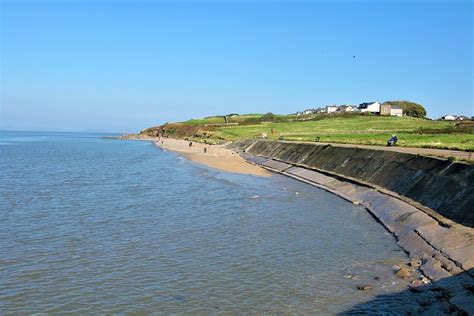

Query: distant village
left=296, top=102, right=401, bottom=116
left=295, top=102, right=471, bottom=121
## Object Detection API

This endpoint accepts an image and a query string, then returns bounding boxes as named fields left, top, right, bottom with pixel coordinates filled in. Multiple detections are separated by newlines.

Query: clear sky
left=1, top=0, right=472, bottom=132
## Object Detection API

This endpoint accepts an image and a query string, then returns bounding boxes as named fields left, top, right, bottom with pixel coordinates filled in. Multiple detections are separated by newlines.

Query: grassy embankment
left=141, top=113, right=474, bottom=151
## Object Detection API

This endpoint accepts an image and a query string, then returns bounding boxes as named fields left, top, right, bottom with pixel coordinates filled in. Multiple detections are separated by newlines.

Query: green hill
left=141, top=113, right=474, bottom=151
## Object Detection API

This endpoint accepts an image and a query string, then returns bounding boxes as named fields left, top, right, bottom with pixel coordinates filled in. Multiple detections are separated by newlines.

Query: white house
left=296, top=108, right=321, bottom=115
left=390, top=105, right=403, bottom=117
left=441, top=115, right=456, bottom=121
left=339, top=105, right=357, bottom=112
left=326, top=105, right=339, bottom=113
left=358, top=102, right=381, bottom=113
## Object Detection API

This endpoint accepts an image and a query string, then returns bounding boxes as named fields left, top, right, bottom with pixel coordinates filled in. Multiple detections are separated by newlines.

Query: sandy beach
left=155, top=138, right=270, bottom=177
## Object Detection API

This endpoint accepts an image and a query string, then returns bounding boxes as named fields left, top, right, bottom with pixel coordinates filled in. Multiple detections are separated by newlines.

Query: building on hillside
left=341, top=105, right=357, bottom=112
left=390, top=105, right=403, bottom=117
left=326, top=105, right=339, bottom=113
left=358, top=102, right=381, bottom=113
left=380, top=104, right=391, bottom=116
left=295, top=108, right=322, bottom=115
left=381, top=104, right=403, bottom=116
left=441, top=115, right=456, bottom=121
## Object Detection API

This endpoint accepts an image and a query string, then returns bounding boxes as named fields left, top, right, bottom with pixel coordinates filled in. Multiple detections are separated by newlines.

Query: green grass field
left=150, top=114, right=474, bottom=151
left=212, top=116, right=474, bottom=150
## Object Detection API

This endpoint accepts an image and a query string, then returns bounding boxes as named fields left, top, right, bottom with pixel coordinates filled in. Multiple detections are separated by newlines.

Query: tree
left=260, top=112, right=275, bottom=122
left=382, top=100, right=427, bottom=118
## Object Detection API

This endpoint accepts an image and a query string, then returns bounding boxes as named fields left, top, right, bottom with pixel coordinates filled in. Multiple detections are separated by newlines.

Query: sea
left=0, top=131, right=420, bottom=314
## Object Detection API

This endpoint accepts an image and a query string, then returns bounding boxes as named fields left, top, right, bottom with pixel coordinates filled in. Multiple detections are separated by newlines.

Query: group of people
left=189, top=141, right=207, bottom=153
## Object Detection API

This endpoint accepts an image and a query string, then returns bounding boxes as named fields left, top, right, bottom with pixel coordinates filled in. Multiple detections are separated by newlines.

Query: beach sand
left=155, top=138, right=270, bottom=177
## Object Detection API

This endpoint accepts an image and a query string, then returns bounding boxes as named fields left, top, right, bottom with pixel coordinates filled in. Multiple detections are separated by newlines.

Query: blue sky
left=1, top=0, right=472, bottom=132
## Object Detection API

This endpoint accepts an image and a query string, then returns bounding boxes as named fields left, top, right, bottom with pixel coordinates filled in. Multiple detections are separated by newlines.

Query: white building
left=358, top=102, right=381, bottom=113
left=442, top=115, right=456, bottom=121
left=390, top=106, right=403, bottom=117
left=296, top=108, right=320, bottom=115
left=326, top=105, right=339, bottom=113
left=339, top=105, right=357, bottom=112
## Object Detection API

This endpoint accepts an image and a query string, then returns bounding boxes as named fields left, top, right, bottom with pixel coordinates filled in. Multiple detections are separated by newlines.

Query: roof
left=391, top=105, right=403, bottom=109
left=358, top=102, right=378, bottom=108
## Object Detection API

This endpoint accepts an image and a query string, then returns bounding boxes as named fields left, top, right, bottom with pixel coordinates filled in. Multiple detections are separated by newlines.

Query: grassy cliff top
left=142, top=113, right=474, bottom=151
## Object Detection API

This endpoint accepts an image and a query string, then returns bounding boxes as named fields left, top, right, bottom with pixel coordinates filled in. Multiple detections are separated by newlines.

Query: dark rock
left=357, top=285, right=372, bottom=291
left=408, top=285, right=423, bottom=293
left=419, top=298, right=433, bottom=307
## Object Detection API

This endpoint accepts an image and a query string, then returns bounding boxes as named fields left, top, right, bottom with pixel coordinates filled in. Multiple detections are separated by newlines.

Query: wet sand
left=155, top=138, right=270, bottom=177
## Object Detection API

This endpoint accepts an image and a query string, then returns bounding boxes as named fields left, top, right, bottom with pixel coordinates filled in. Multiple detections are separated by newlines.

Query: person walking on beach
left=189, top=141, right=193, bottom=147
left=204, top=147, right=207, bottom=154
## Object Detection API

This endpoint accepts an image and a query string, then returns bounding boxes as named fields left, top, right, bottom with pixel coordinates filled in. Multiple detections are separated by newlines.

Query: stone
left=344, top=274, right=360, bottom=280
left=419, top=298, right=433, bottom=307
left=357, top=285, right=372, bottom=291
left=409, top=285, right=423, bottom=293
left=420, top=276, right=430, bottom=284
left=411, top=279, right=423, bottom=287
left=409, top=258, right=423, bottom=267
left=395, top=266, right=411, bottom=279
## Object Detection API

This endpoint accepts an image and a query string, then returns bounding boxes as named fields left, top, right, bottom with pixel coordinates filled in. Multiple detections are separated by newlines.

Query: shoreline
left=238, top=143, right=474, bottom=314
left=120, top=136, right=473, bottom=313
left=153, top=138, right=271, bottom=177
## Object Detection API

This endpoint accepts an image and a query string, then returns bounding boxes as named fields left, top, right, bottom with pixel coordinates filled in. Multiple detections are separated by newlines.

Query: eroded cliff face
left=245, top=140, right=474, bottom=227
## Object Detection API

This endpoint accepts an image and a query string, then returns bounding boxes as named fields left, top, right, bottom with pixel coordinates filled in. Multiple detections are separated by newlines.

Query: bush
left=382, top=100, right=427, bottom=118
left=260, top=112, right=275, bottom=122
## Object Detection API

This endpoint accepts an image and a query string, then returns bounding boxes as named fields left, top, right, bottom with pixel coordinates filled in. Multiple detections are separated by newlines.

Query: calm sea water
left=0, top=131, right=417, bottom=314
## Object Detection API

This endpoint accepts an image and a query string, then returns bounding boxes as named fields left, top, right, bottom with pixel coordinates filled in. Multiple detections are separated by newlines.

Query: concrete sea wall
left=233, top=140, right=474, bottom=313
left=245, top=140, right=474, bottom=227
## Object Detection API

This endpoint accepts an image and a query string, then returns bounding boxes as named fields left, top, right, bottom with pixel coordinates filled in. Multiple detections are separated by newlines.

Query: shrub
left=260, top=112, right=275, bottom=122
left=382, top=100, right=427, bottom=118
